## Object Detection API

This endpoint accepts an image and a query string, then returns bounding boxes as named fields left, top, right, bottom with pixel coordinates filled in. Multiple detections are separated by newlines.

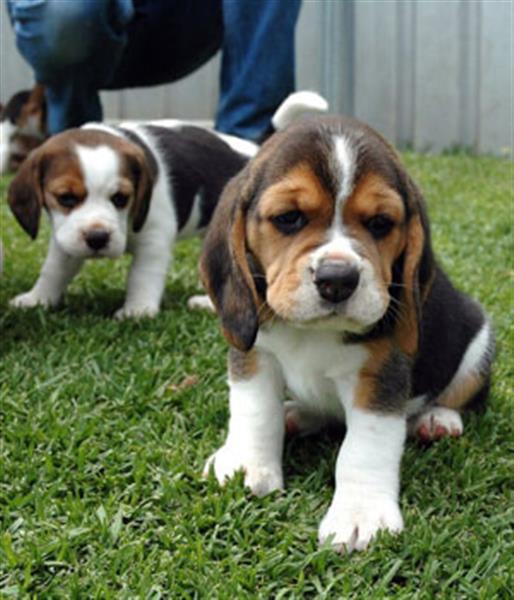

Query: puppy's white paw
left=114, top=304, right=159, bottom=320
left=318, top=492, right=403, bottom=552
left=203, top=445, right=283, bottom=497
left=10, top=291, right=56, bottom=309
left=408, top=406, right=463, bottom=442
left=187, top=294, right=216, bottom=313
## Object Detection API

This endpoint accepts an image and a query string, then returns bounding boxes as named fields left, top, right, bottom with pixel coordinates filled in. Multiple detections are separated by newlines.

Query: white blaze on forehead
left=333, top=135, right=356, bottom=214
left=75, top=144, right=120, bottom=196
left=318, top=135, right=359, bottom=262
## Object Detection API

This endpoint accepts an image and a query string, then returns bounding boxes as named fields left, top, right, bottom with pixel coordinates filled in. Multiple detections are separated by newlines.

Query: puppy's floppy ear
left=393, top=175, right=434, bottom=356
left=125, top=143, right=156, bottom=232
left=7, top=145, right=46, bottom=239
left=200, top=169, right=259, bottom=352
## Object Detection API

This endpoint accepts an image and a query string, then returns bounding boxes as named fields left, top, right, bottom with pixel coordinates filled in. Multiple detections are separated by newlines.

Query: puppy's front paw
left=114, top=303, right=159, bottom=320
left=318, top=492, right=403, bottom=552
left=10, top=290, right=56, bottom=309
left=203, top=445, right=284, bottom=497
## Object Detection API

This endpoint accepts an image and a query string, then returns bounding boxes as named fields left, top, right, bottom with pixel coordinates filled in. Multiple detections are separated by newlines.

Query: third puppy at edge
left=200, top=114, right=495, bottom=552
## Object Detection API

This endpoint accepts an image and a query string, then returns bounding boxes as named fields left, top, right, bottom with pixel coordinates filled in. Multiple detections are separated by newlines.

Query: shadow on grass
left=283, top=425, right=345, bottom=483
left=0, top=279, right=202, bottom=357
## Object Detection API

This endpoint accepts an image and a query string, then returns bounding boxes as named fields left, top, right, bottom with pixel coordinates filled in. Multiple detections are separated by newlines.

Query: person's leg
left=216, top=0, right=303, bottom=142
left=7, top=0, right=134, bottom=133
left=7, top=0, right=300, bottom=139
left=6, top=0, right=223, bottom=133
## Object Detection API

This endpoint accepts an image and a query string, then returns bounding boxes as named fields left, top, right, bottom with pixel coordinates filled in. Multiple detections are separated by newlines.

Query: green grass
left=0, top=153, right=513, bottom=598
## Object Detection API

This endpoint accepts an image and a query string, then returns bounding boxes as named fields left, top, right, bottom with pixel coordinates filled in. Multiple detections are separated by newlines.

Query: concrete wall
left=1, top=0, right=511, bottom=154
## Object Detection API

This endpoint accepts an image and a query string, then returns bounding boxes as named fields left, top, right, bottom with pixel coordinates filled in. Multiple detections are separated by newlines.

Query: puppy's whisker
left=389, top=282, right=409, bottom=289
left=388, top=295, right=406, bottom=309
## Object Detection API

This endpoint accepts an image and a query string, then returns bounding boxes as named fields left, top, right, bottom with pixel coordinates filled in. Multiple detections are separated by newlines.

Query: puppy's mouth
left=64, top=245, right=120, bottom=260
left=86, top=246, right=124, bottom=259
left=290, top=310, right=371, bottom=334
left=267, top=290, right=388, bottom=334
left=66, top=245, right=108, bottom=259
left=267, top=298, right=368, bottom=332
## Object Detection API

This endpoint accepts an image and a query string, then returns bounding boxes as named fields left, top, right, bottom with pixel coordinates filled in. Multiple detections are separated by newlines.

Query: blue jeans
left=7, top=0, right=301, bottom=140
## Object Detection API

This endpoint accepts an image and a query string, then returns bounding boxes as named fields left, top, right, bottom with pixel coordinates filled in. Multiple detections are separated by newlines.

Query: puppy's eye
left=271, top=210, right=308, bottom=235
left=365, top=214, right=395, bottom=239
left=57, top=193, right=80, bottom=208
left=111, top=192, right=129, bottom=209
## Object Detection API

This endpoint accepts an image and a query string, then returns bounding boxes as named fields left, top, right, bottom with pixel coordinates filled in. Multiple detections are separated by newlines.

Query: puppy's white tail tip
left=272, top=91, right=329, bottom=131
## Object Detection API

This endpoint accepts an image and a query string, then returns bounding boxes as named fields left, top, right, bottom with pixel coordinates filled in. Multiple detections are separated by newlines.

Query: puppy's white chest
left=257, top=324, right=368, bottom=418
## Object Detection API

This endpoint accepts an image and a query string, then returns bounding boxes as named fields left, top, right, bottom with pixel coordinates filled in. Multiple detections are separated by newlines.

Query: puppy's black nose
left=85, top=230, right=110, bottom=251
left=314, top=262, right=360, bottom=303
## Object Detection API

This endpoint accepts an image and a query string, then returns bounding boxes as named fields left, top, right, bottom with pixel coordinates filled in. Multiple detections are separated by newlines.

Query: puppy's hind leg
left=408, top=320, right=493, bottom=443
left=10, top=237, right=83, bottom=308
left=408, top=406, right=464, bottom=442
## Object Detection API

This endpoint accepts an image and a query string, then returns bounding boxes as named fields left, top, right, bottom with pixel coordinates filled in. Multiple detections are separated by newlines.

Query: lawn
left=0, top=153, right=512, bottom=598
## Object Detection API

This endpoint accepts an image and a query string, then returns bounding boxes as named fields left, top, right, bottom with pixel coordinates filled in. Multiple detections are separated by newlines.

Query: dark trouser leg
left=215, top=0, right=302, bottom=141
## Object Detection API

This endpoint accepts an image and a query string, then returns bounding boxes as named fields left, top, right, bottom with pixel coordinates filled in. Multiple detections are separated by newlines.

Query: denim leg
left=215, top=0, right=302, bottom=141
left=6, top=0, right=300, bottom=137
left=6, top=0, right=222, bottom=132
left=6, top=0, right=134, bottom=133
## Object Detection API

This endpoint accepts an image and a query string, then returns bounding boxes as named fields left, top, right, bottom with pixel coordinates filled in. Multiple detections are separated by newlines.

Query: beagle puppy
left=7, top=122, right=251, bottom=318
left=7, top=92, right=327, bottom=318
left=200, top=116, right=495, bottom=551
left=0, top=85, right=47, bottom=175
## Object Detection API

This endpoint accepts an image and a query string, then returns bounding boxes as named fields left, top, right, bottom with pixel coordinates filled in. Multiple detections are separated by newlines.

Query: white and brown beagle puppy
left=0, top=85, right=47, bottom=175
left=7, top=122, right=251, bottom=318
left=7, top=92, right=328, bottom=317
left=200, top=116, right=495, bottom=552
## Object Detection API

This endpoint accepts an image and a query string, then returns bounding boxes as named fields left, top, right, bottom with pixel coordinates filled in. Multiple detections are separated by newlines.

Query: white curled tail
left=271, top=91, right=329, bottom=131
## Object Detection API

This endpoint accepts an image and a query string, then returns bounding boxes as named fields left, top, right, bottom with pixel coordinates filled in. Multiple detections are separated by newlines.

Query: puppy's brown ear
left=394, top=176, right=434, bottom=356
left=200, top=170, right=259, bottom=352
left=7, top=146, right=46, bottom=239
left=125, top=143, right=156, bottom=232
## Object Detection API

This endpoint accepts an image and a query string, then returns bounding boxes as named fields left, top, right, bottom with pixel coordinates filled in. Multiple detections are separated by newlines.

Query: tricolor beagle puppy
left=0, top=85, right=47, bottom=175
left=7, top=92, right=328, bottom=317
left=200, top=116, right=495, bottom=551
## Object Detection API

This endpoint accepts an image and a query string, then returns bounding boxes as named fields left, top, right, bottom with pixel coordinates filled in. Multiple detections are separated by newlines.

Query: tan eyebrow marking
left=258, top=162, right=333, bottom=219
left=344, top=173, right=404, bottom=222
